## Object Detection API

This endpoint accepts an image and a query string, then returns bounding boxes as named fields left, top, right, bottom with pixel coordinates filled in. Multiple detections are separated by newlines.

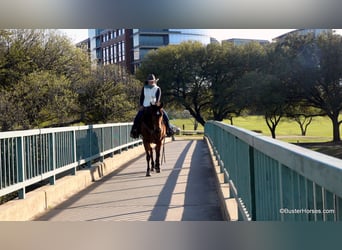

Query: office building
left=88, top=29, right=134, bottom=72
left=88, top=29, right=216, bottom=73
left=273, top=29, right=332, bottom=43
left=222, top=38, right=269, bottom=46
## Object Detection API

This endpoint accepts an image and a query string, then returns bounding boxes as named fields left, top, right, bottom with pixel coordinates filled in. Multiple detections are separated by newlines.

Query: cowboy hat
left=145, top=74, right=159, bottom=84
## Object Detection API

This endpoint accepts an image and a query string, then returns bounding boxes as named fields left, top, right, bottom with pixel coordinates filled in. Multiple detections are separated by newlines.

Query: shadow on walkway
left=35, top=139, right=223, bottom=221
left=148, top=141, right=193, bottom=220
left=35, top=155, right=145, bottom=220
left=181, top=140, right=222, bottom=220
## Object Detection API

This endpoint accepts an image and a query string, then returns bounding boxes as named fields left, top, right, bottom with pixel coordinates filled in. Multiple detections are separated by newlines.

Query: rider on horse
left=130, top=74, right=174, bottom=139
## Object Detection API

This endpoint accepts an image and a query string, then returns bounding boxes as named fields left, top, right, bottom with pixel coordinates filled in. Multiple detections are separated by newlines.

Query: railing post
left=71, top=130, right=77, bottom=175
left=249, top=146, right=256, bottom=221
left=125, top=124, right=129, bottom=150
left=110, top=125, right=114, bottom=157
left=50, top=132, right=56, bottom=185
left=87, top=128, right=92, bottom=168
left=18, top=136, right=26, bottom=199
left=100, top=127, right=104, bottom=162
left=278, top=163, right=284, bottom=221
left=118, top=125, right=122, bottom=154
left=73, top=129, right=76, bottom=163
left=337, top=196, right=342, bottom=220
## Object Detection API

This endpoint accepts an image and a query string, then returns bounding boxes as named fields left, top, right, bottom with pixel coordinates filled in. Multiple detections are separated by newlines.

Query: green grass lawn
left=171, top=115, right=341, bottom=143
left=171, top=115, right=342, bottom=159
left=231, top=115, right=332, bottom=136
left=170, top=119, right=204, bottom=131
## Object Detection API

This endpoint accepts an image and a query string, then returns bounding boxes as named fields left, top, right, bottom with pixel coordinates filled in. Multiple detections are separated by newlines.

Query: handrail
left=205, top=120, right=342, bottom=221
left=0, top=123, right=142, bottom=199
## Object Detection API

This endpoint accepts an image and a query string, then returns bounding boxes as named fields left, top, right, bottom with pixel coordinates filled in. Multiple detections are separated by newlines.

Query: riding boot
left=130, top=110, right=143, bottom=139
left=165, top=121, right=174, bottom=137
left=130, top=123, right=139, bottom=139
left=162, top=111, right=174, bottom=137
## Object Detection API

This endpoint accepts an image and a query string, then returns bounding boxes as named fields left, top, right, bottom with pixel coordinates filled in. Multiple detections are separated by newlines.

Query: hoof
left=156, top=169, right=160, bottom=173
left=146, top=173, right=151, bottom=177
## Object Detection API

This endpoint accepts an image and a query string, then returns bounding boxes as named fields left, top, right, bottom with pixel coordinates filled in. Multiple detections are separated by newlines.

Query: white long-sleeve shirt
left=140, top=84, right=161, bottom=107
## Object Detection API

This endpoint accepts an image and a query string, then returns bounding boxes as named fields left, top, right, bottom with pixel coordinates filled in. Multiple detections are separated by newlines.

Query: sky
left=59, top=29, right=342, bottom=44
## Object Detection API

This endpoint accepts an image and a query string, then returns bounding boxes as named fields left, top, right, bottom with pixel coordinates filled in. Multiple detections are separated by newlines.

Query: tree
left=0, top=29, right=92, bottom=130
left=242, top=71, right=288, bottom=138
left=78, top=64, right=141, bottom=123
left=137, top=41, right=268, bottom=125
left=136, top=41, right=211, bottom=126
left=0, top=88, right=25, bottom=131
left=287, top=31, right=342, bottom=141
left=0, top=29, right=84, bottom=87
left=11, top=71, right=78, bottom=128
left=206, top=41, right=266, bottom=121
left=285, top=104, right=324, bottom=136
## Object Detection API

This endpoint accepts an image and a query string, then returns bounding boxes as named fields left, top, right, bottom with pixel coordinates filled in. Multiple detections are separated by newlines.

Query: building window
left=122, top=41, right=125, bottom=61
left=118, top=42, right=122, bottom=62
left=140, top=35, right=165, bottom=46
left=114, top=44, right=117, bottom=63
left=102, top=48, right=106, bottom=64
left=107, top=47, right=110, bottom=64
left=110, top=45, right=114, bottom=64
left=133, top=34, right=139, bottom=47
left=133, top=48, right=140, bottom=61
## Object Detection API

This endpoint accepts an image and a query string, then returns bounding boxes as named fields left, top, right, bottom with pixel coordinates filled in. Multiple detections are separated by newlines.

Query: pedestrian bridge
left=0, top=122, right=341, bottom=221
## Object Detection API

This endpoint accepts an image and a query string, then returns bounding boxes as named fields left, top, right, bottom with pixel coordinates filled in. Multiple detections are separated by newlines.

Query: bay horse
left=140, top=103, right=167, bottom=177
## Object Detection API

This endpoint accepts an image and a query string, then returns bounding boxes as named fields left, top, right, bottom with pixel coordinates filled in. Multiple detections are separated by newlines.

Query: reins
left=161, top=136, right=166, bottom=165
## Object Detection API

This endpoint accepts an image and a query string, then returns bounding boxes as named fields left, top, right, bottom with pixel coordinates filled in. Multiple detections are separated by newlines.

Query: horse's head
left=143, top=103, right=164, bottom=134
left=149, top=103, right=164, bottom=132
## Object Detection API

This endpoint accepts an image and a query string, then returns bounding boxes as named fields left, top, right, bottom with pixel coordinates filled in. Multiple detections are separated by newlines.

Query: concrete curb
left=204, top=136, right=238, bottom=221
left=0, top=144, right=146, bottom=221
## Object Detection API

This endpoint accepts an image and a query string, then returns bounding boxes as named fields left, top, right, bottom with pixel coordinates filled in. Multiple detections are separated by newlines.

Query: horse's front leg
left=144, top=142, right=151, bottom=177
left=145, top=152, right=151, bottom=177
left=150, top=147, right=155, bottom=172
left=155, top=142, right=161, bottom=173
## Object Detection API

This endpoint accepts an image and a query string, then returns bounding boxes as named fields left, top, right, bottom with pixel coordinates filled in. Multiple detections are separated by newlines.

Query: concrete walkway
left=36, top=139, right=223, bottom=221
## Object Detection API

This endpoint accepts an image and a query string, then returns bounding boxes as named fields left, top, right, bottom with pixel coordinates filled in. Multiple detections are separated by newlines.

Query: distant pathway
left=36, top=139, right=223, bottom=221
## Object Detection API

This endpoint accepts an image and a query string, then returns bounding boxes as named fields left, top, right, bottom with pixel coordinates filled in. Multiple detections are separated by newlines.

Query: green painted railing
left=205, top=121, right=342, bottom=221
left=0, top=123, right=141, bottom=199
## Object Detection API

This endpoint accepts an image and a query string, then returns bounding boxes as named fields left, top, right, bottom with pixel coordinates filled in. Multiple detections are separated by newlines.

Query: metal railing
left=205, top=121, right=342, bottom=221
left=0, top=123, right=141, bottom=199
